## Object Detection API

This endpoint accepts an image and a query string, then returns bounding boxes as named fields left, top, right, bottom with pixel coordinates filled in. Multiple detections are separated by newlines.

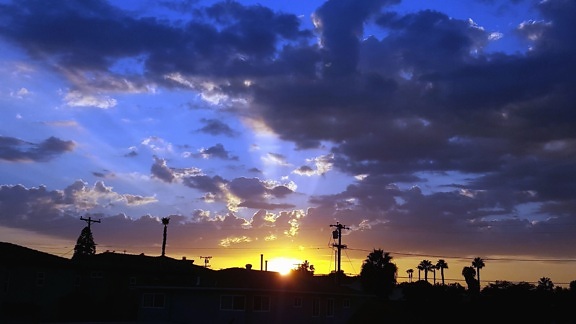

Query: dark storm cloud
left=182, top=175, right=228, bottom=194
left=196, top=118, right=238, bottom=136
left=313, top=0, right=401, bottom=77
left=238, top=200, right=295, bottom=210
left=1, top=0, right=576, bottom=261
left=0, top=0, right=312, bottom=93
left=151, top=156, right=176, bottom=183
left=0, top=182, right=156, bottom=239
left=197, top=143, right=239, bottom=160
left=0, top=136, right=75, bottom=162
left=229, top=177, right=294, bottom=201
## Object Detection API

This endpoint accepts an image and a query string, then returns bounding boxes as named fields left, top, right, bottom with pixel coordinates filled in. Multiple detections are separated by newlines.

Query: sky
left=1, top=0, right=575, bottom=286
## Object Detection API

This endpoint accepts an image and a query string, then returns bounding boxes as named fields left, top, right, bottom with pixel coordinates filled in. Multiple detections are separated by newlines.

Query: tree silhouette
left=73, top=226, right=96, bottom=259
left=406, top=268, right=414, bottom=283
left=436, top=259, right=448, bottom=285
left=472, top=257, right=485, bottom=285
left=462, top=266, right=479, bottom=292
left=417, top=264, right=423, bottom=281
left=360, top=249, right=398, bottom=297
left=161, top=217, right=170, bottom=257
left=291, top=260, right=315, bottom=277
left=418, top=260, right=434, bottom=282
left=537, top=277, right=554, bottom=291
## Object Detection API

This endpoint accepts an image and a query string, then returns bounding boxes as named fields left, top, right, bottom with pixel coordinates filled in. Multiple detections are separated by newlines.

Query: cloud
left=195, top=143, right=239, bottom=160
left=196, top=118, right=239, bottom=136
left=63, top=90, right=117, bottom=109
left=0, top=136, right=75, bottom=162
left=1, top=0, right=576, bottom=270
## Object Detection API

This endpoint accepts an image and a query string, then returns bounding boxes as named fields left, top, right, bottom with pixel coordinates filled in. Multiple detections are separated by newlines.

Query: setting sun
left=267, top=257, right=302, bottom=275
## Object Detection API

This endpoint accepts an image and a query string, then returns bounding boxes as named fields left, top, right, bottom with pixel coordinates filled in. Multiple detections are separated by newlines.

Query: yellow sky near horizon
left=3, top=225, right=575, bottom=288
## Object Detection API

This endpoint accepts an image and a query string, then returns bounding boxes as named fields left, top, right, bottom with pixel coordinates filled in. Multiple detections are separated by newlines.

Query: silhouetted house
left=137, top=267, right=372, bottom=323
left=1, top=242, right=373, bottom=323
left=0, top=242, right=74, bottom=322
left=65, top=251, right=211, bottom=322
left=0, top=242, right=211, bottom=322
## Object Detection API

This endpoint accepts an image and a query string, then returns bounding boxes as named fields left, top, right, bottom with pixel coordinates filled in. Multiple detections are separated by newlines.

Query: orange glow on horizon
left=267, top=257, right=303, bottom=275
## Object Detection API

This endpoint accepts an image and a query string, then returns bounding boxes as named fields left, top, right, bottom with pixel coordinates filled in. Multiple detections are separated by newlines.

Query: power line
left=346, top=248, right=576, bottom=263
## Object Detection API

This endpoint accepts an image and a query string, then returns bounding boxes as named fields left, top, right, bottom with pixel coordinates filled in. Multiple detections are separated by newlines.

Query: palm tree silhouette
left=161, top=217, right=170, bottom=257
left=472, top=257, right=485, bottom=286
left=417, top=264, right=423, bottom=281
left=436, top=259, right=448, bottom=285
left=418, top=260, right=433, bottom=282
left=537, top=277, right=554, bottom=291
left=406, top=269, right=414, bottom=283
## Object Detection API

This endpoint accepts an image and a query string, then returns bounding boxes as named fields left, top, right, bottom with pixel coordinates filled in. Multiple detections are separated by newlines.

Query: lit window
left=253, top=296, right=270, bottom=312
left=220, top=295, right=245, bottom=311
left=142, top=293, right=165, bottom=308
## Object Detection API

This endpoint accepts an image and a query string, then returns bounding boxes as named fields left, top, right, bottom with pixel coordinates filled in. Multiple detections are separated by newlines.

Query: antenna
left=200, top=256, right=212, bottom=268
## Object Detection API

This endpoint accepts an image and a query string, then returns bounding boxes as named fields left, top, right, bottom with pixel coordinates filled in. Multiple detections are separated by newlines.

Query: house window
left=326, top=298, right=334, bottom=317
left=220, top=295, right=245, bottom=311
left=142, top=293, right=165, bottom=308
left=253, top=295, right=270, bottom=312
left=312, top=298, right=320, bottom=317
left=36, top=272, right=45, bottom=287
left=293, top=297, right=302, bottom=308
left=342, top=298, right=350, bottom=309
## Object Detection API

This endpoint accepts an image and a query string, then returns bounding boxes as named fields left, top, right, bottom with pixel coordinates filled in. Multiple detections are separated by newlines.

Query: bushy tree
left=360, top=249, right=397, bottom=297
left=462, top=266, right=479, bottom=293
left=73, top=226, right=96, bottom=259
left=291, top=260, right=315, bottom=277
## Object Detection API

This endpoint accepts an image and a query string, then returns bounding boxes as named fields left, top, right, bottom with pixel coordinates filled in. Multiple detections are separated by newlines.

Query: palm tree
left=472, top=257, right=485, bottom=285
left=418, top=260, right=433, bottom=282
left=436, top=259, right=449, bottom=285
left=417, top=264, right=423, bottom=281
left=161, top=217, right=170, bottom=257
left=537, top=277, right=554, bottom=291
left=360, top=249, right=398, bottom=297
left=406, top=268, right=414, bottom=283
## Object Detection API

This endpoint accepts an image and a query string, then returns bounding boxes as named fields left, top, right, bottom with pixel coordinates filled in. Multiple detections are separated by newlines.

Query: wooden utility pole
left=80, top=216, right=101, bottom=229
left=200, top=256, right=212, bottom=268
left=330, top=222, right=349, bottom=273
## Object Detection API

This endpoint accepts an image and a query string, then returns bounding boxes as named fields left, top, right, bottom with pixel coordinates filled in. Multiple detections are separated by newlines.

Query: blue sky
left=1, top=0, right=576, bottom=284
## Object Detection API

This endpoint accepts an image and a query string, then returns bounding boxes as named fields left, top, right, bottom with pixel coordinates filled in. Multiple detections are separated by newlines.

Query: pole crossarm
left=80, top=216, right=101, bottom=230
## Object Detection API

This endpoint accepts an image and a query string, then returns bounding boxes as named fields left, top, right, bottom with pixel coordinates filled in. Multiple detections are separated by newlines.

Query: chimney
left=260, top=254, right=263, bottom=271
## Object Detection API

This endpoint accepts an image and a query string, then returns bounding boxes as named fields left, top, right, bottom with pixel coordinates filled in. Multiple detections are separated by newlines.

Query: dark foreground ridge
left=1, top=242, right=575, bottom=323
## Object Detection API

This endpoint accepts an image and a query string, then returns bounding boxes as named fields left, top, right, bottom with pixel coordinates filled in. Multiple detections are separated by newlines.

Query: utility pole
left=200, top=256, right=212, bottom=268
left=330, top=222, right=349, bottom=273
left=80, top=216, right=101, bottom=230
